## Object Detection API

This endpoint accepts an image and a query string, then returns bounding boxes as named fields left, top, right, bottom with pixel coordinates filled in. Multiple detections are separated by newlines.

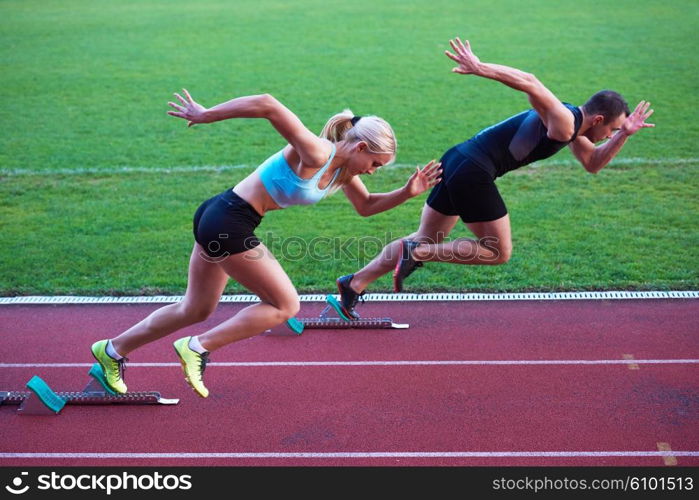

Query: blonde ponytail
left=320, top=109, right=355, bottom=143
left=320, top=109, right=397, bottom=192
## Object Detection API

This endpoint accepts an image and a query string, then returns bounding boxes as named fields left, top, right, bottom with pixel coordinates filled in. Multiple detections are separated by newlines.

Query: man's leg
left=350, top=204, right=459, bottom=293
left=413, top=213, right=512, bottom=265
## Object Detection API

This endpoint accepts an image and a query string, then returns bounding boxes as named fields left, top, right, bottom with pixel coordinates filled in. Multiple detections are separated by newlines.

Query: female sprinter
left=90, top=89, right=441, bottom=397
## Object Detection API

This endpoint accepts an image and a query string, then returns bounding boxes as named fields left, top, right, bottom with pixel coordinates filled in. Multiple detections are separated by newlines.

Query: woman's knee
left=279, top=297, right=301, bottom=320
left=265, top=294, right=300, bottom=321
left=177, top=300, right=217, bottom=324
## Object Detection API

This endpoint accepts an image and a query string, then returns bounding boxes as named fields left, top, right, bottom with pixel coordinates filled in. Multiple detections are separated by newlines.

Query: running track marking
left=2, top=293, right=694, bottom=463
left=2, top=157, right=698, bottom=176
left=658, top=443, right=678, bottom=466
left=1, top=290, right=697, bottom=304
left=1, top=451, right=698, bottom=459
left=2, top=359, right=698, bottom=369
left=622, top=354, right=640, bottom=370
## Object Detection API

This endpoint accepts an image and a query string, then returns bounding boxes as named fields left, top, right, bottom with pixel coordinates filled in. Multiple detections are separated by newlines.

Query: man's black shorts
left=426, top=145, right=508, bottom=223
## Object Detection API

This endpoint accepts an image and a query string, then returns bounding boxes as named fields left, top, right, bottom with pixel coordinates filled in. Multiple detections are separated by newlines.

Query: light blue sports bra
left=256, top=144, right=340, bottom=208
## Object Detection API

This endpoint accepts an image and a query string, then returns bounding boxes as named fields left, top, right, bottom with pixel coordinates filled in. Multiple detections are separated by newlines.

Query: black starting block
left=0, top=363, right=179, bottom=416
left=266, top=294, right=409, bottom=336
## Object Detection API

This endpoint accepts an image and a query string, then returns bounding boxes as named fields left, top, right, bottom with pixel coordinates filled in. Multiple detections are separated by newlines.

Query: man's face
left=586, top=113, right=627, bottom=143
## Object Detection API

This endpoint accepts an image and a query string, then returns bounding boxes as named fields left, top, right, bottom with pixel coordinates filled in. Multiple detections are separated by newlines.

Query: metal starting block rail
left=0, top=363, right=179, bottom=416
left=268, top=294, right=409, bottom=335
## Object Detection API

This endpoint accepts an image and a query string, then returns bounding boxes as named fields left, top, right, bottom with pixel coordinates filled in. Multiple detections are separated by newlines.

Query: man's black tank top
left=456, top=103, right=584, bottom=178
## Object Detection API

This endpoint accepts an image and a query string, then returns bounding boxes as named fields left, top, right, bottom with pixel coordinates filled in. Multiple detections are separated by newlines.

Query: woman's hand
left=167, top=89, right=209, bottom=127
left=405, top=160, right=442, bottom=197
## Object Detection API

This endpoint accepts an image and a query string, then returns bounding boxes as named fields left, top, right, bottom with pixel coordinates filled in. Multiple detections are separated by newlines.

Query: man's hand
left=621, top=100, right=655, bottom=136
left=167, top=88, right=209, bottom=127
left=445, top=37, right=481, bottom=75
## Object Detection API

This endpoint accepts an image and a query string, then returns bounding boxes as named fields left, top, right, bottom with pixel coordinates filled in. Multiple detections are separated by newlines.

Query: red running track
left=0, top=299, right=697, bottom=466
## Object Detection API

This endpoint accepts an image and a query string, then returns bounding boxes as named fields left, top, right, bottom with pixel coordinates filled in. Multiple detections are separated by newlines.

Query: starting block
left=266, top=294, right=409, bottom=335
left=0, top=363, right=179, bottom=416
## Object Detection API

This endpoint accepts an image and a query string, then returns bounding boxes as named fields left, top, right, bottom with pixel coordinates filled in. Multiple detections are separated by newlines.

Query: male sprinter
left=333, top=37, right=654, bottom=318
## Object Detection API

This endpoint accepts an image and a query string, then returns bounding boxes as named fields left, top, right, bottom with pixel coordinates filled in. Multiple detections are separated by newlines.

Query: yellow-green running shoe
left=90, top=340, right=128, bottom=394
left=173, top=337, right=210, bottom=398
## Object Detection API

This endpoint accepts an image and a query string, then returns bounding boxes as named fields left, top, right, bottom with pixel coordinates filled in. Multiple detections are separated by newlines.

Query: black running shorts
left=193, top=188, right=263, bottom=258
left=426, top=145, right=508, bottom=223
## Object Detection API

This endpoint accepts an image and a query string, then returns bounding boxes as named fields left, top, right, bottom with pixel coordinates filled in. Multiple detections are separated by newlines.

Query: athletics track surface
left=0, top=296, right=697, bottom=467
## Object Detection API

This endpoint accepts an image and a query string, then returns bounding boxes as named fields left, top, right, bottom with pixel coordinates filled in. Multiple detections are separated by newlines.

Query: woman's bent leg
left=111, top=243, right=230, bottom=355
left=196, top=243, right=299, bottom=351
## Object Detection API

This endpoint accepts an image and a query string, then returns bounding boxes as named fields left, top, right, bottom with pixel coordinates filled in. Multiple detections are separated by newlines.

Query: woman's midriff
left=232, top=171, right=282, bottom=217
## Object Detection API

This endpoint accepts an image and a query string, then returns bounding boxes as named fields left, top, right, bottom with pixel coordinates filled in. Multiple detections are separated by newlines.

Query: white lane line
left=1, top=291, right=698, bottom=304
left=2, top=359, right=698, bottom=369
left=0, top=451, right=697, bottom=459
left=3, top=157, right=697, bottom=176
left=0, top=164, right=253, bottom=176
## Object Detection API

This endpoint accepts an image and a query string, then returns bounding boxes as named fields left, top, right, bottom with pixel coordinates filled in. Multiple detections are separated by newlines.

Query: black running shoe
left=336, top=274, right=364, bottom=320
left=393, top=239, right=423, bottom=292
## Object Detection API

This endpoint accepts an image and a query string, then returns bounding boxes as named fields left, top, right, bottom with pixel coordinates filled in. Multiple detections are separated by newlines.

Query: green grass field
left=1, top=0, right=697, bottom=295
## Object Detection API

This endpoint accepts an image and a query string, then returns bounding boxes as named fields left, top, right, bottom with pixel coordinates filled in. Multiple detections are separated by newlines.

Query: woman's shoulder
left=284, top=139, right=334, bottom=170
